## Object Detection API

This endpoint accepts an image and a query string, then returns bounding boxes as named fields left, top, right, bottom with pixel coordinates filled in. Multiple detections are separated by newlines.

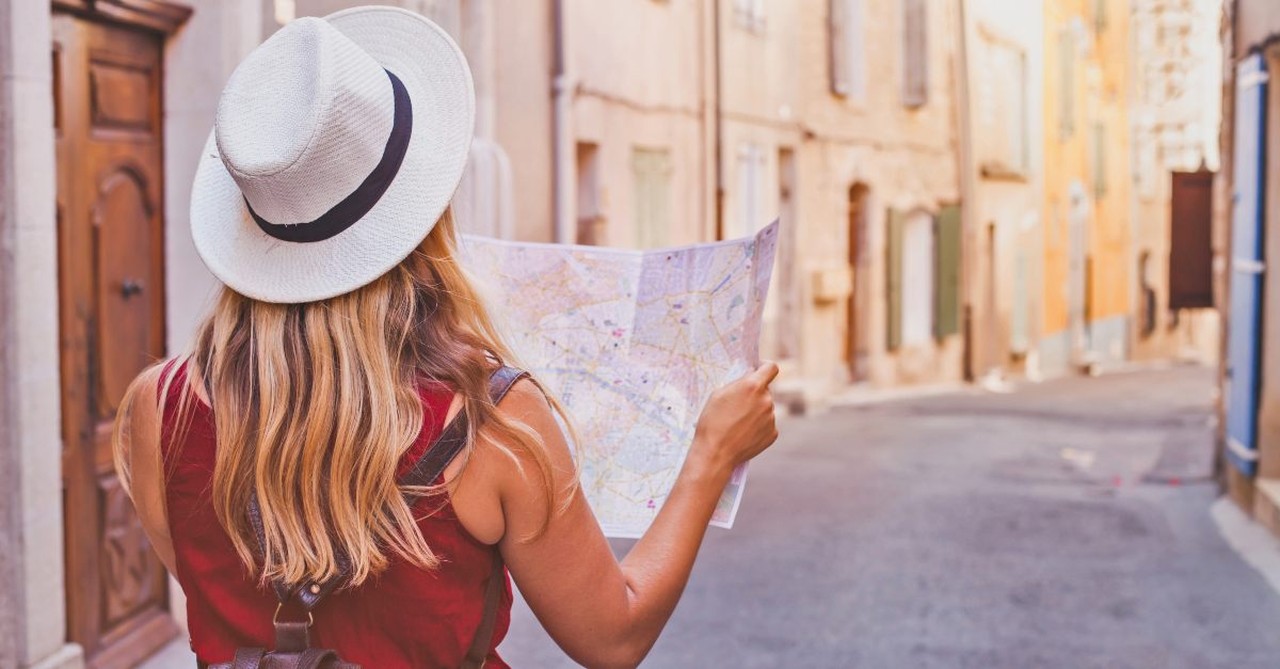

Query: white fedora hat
left=190, top=6, right=475, bottom=304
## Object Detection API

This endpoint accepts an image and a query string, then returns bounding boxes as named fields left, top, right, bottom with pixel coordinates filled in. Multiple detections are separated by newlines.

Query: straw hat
left=191, top=6, right=475, bottom=304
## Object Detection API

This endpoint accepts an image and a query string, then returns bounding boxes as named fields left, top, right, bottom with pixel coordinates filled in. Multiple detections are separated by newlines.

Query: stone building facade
left=1128, top=0, right=1222, bottom=365
left=0, top=1, right=1228, bottom=667
left=959, top=0, right=1045, bottom=384
left=1041, top=0, right=1137, bottom=375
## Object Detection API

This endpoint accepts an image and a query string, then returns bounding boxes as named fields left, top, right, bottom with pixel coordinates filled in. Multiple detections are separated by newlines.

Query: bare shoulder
left=494, top=376, right=554, bottom=421
left=479, top=376, right=577, bottom=502
left=114, top=360, right=179, bottom=574
left=122, top=363, right=168, bottom=446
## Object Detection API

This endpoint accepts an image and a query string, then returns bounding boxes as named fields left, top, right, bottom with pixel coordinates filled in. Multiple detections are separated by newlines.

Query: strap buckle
left=273, top=601, right=314, bottom=628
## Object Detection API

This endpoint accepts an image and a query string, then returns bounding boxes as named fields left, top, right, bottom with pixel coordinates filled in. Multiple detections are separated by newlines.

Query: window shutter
left=633, top=148, right=672, bottom=248
left=655, top=151, right=672, bottom=243
left=632, top=150, right=650, bottom=247
left=830, top=0, right=850, bottom=97
left=1169, top=171, right=1214, bottom=309
left=934, top=205, right=962, bottom=338
left=887, top=209, right=904, bottom=350
left=1058, top=28, right=1074, bottom=138
left=1091, top=122, right=1107, bottom=198
left=902, top=0, right=927, bottom=108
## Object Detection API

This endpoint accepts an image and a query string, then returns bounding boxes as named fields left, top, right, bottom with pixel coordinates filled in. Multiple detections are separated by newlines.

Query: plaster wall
left=0, top=0, right=77, bottom=665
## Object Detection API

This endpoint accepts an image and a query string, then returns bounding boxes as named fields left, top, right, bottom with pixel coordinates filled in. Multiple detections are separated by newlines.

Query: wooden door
left=1169, top=170, right=1215, bottom=310
left=845, top=184, right=869, bottom=379
left=53, top=13, right=175, bottom=668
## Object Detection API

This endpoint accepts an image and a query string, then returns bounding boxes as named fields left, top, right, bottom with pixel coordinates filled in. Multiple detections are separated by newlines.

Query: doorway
left=53, top=11, right=175, bottom=666
left=845, top=184, right=870, bottom=380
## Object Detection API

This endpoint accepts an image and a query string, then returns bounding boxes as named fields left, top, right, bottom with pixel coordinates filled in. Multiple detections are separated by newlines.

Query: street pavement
left=498, top=365, right=1280, bottom=668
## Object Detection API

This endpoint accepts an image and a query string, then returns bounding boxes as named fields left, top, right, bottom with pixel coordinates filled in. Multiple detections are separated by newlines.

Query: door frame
left=51, top=1, right=189, bottom=666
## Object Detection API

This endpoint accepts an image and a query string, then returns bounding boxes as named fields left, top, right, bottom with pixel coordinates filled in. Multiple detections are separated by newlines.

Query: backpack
left=208, top=367, right=528, bottom=669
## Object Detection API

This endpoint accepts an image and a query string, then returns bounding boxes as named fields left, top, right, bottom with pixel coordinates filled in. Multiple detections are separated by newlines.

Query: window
left=631, top=147, right=672, bottom=248
left=902, top=0, right=928, bottom=108
left=886, top=209, right=935, bottom=349
left=899, top=211, right=935, bottom=345
left=734, top=0, right=766, bottom=32
left=733, top=143, right=767, bottom=239
left=830, top=0, right=867, bottom=102
left=576, top=142, right=603, bottom=245
left=1091, top=122, right=1107, bottom=198
left=977, top=35, right=1028, bottom=177
left=1058, top=27, right=1075, bottom=139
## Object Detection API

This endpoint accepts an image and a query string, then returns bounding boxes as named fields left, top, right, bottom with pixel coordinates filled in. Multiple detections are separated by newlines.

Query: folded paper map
left=462, top=221, right=778, bottom=538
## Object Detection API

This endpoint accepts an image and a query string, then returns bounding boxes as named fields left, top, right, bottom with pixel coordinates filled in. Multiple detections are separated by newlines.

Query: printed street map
left=462, top=222, right=778, bottom=537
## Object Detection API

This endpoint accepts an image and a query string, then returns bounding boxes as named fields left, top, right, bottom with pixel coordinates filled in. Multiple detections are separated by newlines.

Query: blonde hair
left=114, top=208, right=572, bottom=588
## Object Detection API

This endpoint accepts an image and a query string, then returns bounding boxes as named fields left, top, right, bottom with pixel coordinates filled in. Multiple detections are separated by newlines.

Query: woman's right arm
left=492, top=362, right=779, bottom=669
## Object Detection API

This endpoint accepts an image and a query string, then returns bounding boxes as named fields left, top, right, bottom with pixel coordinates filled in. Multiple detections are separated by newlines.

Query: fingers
left=750, top=360, right=780, bottom=387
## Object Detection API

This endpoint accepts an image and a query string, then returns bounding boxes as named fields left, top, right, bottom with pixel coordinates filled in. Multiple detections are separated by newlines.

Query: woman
left=113, top=6, right=779, bottom=669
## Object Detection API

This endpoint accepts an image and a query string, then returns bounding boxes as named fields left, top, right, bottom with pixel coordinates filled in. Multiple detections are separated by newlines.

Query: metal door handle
left=120, top=279, right=144, bottom=299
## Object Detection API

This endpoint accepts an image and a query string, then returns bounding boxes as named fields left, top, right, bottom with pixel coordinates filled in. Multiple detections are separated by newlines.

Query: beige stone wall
left=965, top=0, right=1045, bottom=380
left=1129, top=0, right=1222, bottom=365
left=0, top=1, right=81, bottom=666
left=564, top=0, right=712, bottom=248
left=493, top=0, right=554, bottom=242
left=786, top=0, right=963, bottom=396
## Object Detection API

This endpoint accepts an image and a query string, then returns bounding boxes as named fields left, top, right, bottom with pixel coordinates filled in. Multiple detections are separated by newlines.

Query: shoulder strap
left=461, top=556, right=506, bottom=669
left=459, top=366, right=526, bottom=669
left=247, top=366, right=529, bottom=613
left=399, top=365, right=528, bottom=491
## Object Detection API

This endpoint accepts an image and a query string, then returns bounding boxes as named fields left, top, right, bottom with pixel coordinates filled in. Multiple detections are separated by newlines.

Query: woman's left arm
left=115, top=368, right=179, bottom=576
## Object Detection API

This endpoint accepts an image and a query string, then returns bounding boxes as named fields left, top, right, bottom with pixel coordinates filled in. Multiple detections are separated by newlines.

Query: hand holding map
left=462, top=222, right=778, bottom=537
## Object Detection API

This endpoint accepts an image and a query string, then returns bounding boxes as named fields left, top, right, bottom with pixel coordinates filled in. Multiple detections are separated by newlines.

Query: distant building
left=1040, top=0, right=1135, bottom=375
left=724, top=0, right=966, bottom=406
left=1129, top=0, right=1220, bottom=366
left=959, top=0, right=1046, bottom=385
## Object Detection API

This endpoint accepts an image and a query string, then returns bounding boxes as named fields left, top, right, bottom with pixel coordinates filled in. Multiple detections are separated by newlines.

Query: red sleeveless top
left=159, top=362, right=512, bottom=668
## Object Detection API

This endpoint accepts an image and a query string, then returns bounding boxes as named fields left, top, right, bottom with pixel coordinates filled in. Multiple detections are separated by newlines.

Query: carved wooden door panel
left=53, top=13, right=175, bottom=668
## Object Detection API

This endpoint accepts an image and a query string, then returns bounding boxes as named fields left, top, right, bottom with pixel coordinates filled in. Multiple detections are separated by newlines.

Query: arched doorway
left=845, top=183, right=871, bottom=380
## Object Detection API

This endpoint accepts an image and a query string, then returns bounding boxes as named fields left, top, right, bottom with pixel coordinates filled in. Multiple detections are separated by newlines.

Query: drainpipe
left=551, top=0, right=575, bottom=243
left=713, top=0, right=724, bottom=241
left=953, top=0, right=979, bottom=382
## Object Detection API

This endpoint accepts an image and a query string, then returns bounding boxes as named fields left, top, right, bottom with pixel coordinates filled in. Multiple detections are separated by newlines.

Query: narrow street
left=500, top=366, right=1280, bottom=668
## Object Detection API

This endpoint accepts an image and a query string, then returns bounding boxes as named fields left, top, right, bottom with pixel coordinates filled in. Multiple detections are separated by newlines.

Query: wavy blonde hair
left=114, top=208, right=572, bottom=588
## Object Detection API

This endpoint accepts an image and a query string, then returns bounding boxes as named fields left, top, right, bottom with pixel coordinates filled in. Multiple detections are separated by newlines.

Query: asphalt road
left=498, top=365, right=1280, bottom=668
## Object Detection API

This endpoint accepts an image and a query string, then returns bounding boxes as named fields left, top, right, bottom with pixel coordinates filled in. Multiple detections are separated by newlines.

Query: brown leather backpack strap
left=231, top=647, right=266, bottom=669
left=400, top=366, right=529, bottom=492
left=295, top=648, right=341, bottom=669
left=461, top=552, right=506, bottom=669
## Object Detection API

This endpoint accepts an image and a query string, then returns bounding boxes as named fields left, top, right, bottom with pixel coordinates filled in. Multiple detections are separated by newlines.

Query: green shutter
left=886, top=209, right=904, bottom=350
left=934, top=205, right=962, bottom=338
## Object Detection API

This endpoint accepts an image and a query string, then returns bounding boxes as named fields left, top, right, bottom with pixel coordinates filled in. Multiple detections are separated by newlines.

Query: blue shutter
left=1226, top=54, right=1268, bottom=476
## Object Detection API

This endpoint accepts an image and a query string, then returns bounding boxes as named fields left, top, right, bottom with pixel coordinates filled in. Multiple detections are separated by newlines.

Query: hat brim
left=190, top=6, right=475, bottom=304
